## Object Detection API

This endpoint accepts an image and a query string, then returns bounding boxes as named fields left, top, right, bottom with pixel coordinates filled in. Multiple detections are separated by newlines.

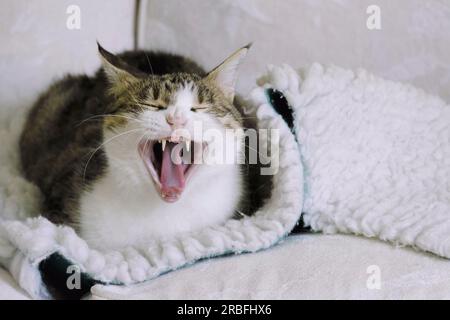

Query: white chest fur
left=79, top=164, right=242, bottom=250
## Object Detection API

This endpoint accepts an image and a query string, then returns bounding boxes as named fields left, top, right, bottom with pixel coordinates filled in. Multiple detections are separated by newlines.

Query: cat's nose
left=166, top=113, right=187, bottom=128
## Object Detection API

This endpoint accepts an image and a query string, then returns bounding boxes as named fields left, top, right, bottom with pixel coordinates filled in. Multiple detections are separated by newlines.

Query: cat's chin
left=138, top=138, right=205, bottom=203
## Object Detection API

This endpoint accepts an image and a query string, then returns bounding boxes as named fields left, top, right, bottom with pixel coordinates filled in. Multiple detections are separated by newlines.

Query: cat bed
left=1, top=63, right=450, bottom=299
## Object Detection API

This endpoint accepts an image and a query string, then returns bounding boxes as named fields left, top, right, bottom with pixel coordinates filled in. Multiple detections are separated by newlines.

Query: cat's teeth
left=186, top=140, right=190, bottom=152
left=162, top=140, right=166, bottom=151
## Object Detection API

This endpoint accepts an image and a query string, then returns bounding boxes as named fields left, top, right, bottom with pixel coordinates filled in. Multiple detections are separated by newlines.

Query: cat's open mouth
left=138, top=138, right=204, bottom=203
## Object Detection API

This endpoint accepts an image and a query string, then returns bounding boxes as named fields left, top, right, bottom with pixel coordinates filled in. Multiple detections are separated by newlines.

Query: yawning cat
left=20, top=44, right=271, bottom=250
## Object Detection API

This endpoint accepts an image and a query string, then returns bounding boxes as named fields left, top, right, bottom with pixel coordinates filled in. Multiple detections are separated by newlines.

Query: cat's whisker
left=76, top=114, right=144, bottom=127
left=144, top=52, right=155, bottom=76
left=240, top=127, right=264, bottom=130
left=130, top=96, right=148, bottom=114
left=137, top=132, right=151, bottom=154
left=236, top=116, right=260, bottom=120
left=75, top=114, right=107, bottom=127
left=82, top=128, right=145, bottom=182
left=136, top=131, right=148, bottom=145
left=246, top=144, right=270, bottom=159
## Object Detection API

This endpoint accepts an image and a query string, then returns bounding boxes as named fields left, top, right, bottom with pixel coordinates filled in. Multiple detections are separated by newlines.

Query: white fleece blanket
left=1, top=63, right=449, bottom=299
left=260, top=63, right=450, bottom=256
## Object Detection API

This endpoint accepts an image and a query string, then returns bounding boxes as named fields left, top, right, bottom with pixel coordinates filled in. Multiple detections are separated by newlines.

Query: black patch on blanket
left=290, top=216, right=310, bottom=234
left=266, top=88, right=311, bottom=235
left=39, top=252, right=103, bottom=300
left=266, top=88, right=295, bottom=131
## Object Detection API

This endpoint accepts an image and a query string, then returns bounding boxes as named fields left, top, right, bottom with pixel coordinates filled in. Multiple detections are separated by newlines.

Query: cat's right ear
left=205, top=44, right=251, bottom=102
left=97, top=42, right=138, bottom=85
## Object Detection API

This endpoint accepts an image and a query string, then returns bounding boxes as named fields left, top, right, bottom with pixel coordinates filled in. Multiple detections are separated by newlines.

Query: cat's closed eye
left=139, top=102, right=166, bottom=111
left=191, top=105, right=208, bottom=112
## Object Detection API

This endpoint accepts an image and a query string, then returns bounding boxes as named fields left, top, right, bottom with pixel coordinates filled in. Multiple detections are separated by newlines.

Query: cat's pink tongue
left=160, top=142, right=186, bottom=202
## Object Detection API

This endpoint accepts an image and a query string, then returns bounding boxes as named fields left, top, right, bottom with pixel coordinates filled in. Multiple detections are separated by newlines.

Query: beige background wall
left=1, top=0, right=449, bottom=118
left=139, top=0, right=450, bottom=101
left=0, top=0, right=135, bottom=118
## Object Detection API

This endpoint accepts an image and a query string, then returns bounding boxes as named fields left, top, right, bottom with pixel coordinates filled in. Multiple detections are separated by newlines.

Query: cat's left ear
left=97, top=42, right=139, bottom=85
left=205, top=44, right=251, bottom=102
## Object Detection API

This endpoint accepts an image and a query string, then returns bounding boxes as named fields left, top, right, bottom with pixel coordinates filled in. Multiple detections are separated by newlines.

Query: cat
left=20, top=43, right=272, bottom=250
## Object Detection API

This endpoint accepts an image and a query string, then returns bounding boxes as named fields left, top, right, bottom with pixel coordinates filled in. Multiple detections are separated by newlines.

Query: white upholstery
left=0, top=0, right=135, bottom=116
left=91, top=234, right=450, bottom=300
